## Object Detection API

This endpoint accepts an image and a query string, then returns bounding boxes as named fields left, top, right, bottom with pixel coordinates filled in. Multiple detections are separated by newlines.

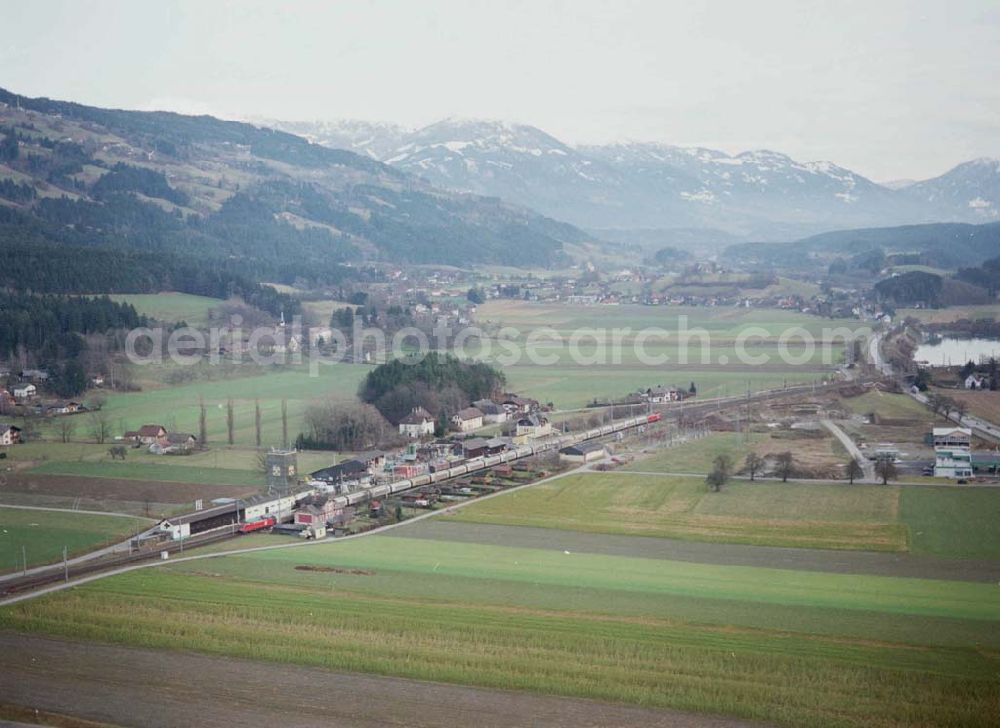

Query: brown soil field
left=0, top=633, right=758, bottom=728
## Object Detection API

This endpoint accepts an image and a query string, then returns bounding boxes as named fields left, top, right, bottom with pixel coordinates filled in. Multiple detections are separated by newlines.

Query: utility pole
left=22, top=545, right=26, bottom=575
left=63, top=546, right=68, bottom=582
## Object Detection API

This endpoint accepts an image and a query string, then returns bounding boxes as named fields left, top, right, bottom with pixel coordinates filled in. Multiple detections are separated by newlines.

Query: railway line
left=0, top=379, right=852, bottom=599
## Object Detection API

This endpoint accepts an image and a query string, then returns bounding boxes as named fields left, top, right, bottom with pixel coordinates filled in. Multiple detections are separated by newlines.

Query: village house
left=501, top=394, right=538, bottom=414
left=398, top=407, right=435, bottom=438
left=20, top=369, right=49, bottom=383
left=515, top=413, right=552, bottom=439
left=293, top=494, right=347, bottom=527
left=0, top=423, right=22, bottom=446
left=451, top=407, right=484, bottom=432
left=473, top=399, right=509, bottom=424
left=149, top=432, right=198, bottom=454
left=124, top=424, right=168, bottom=445
left=646, top=385, right=682, bottom=403
left=44, top=401, right=84, bottom=416
left=965, top=374, right=987, bottom=390
left=11, top=383, right=36, bottom=401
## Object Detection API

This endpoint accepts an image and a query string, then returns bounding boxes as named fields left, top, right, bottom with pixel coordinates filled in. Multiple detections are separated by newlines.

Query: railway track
left=0, top=528, right=238, bottom=597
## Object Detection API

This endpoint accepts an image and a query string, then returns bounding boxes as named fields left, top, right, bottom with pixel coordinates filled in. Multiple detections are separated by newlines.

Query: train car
left=238, top=515, right=276, bottom=534
left=647, top=412, right=662, bottom=423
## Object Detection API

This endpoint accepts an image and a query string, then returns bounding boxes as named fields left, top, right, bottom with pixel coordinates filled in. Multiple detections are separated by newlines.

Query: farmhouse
left=933, top=426, right=973, bottom=479
left=646, top=385, right=682, bottom=403
left=515, top=414, right=552, bottom=439
left=398, top=407, right=434, bottom=438
left=293, top=494, right=347, bottom=527
left=11, top=383, right=36, bottom=401
left=124, top=424, right=168, bottom=445
left=44, top=401, right=84, bottom=415
left=559, top=441, right=607, bottom=463
left=501, top=394, right=538, bottom=414
left=0, top=423, right=22, bottom=446
left=473, top=400, right=509, bottom=423
left=452, top=407, right=484, bottom=432
left=965, top=374, right=986, bottom=390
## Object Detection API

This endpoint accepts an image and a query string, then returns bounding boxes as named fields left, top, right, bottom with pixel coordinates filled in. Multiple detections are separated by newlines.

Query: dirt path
left=400, top=520, right=1000, bottom=582
left=0, top=633, right=761, bottom=728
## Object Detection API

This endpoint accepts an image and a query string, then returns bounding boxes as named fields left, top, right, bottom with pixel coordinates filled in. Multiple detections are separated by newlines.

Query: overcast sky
left=3, top=0, right=998, bottom=180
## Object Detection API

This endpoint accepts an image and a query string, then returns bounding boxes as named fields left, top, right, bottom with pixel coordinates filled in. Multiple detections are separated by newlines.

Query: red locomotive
left=238, top=515, right=276, bottom=534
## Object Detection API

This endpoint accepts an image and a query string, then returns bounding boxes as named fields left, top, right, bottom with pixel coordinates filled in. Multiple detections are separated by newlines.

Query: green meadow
left=3, top=534, right=997, bottom=727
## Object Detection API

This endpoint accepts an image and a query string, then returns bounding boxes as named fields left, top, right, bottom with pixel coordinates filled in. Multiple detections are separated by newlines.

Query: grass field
left=2, top=535, right=997, bottom=727
left=109, top=292, right=222, bottom=326
left=452, top=472, right=908, bottom=551
left=28, top=461, right=265, bottom=487
left=93, top=363, right=370, bottom=448
left=469, top=302, right=866, bottom=407
left=897, top=305, right=1000, bottom=324
left=0, top=507, right=151, bottom=571
left=902, top=487, right=1000, bottom=559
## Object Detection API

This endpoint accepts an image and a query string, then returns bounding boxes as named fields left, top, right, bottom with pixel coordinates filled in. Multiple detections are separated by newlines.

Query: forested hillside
left=0, top=88, right=590, bottom=273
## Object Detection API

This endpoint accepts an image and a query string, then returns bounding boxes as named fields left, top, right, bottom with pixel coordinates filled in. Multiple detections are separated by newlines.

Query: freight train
left=327, top=412, right=661, bottom=508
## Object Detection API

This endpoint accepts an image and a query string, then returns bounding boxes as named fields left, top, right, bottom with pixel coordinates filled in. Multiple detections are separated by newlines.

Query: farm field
left=88, top=362, right=370, bottom=447
left=901, top=487, right=1000, bottom=559
left=0, top=506, right=151, bottom=572
left=897, top=305, right=1000, bottom=324
left=452, top=472, right=908, bottom=551
left=2, top=534, right=997, bottom=727
left=469, top=302, right=865, bottom=407
left=625, top=430, right=846, bottom=476
left=28, top=460, right=265, bottom=487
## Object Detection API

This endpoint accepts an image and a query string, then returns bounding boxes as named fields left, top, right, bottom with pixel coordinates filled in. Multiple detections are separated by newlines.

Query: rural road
left=820, top=419, right=874, bottom=482
left=0, top=633, right=763, bottom=728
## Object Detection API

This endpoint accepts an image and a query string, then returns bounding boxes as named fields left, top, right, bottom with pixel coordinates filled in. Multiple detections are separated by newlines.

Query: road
left=870, top=331, right=1000, bottom=442
left=0, top=633, right=762, bottom=728
left=821, top=419, right=874, bottom=482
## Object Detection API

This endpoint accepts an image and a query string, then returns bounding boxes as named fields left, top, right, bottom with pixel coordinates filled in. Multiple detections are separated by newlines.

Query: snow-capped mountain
left=901, top=158, right=1000, bottom=222
left=264, top=118, right=1000, bottom=241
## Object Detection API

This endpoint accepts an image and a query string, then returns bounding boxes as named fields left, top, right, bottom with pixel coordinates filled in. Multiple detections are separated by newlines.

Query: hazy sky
left=3, top=0, right=998, bottom=180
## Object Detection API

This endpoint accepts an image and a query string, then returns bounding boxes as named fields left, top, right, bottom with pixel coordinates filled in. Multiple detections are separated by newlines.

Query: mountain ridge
left=265, top=117, right=1000, bottom=241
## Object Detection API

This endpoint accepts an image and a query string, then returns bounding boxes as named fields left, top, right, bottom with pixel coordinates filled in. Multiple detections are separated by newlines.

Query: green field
left=3, top=535, right=997, bottom=727
left=468, top=301, right=866, bottom=408
left=109, top=292, right=222, bottom=326
left=0, top=507, right=152, bottom=572
left=452, top=472, right=908, bottom=551
left=28, top=460, right=265, bottom=487
left=902, top=487, right=1000, bottom=559
left=96, top=363, right=370, bottom=447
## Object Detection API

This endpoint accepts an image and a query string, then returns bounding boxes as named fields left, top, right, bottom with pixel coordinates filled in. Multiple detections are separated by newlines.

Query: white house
left=965, top=374, right=986, bottom=390
left=473, top=400, right=508, bottom=424
left=451, top=407, right=484, bottom=433
left=398, top=407, right=434, bottom=438
left=11, top=383, right=36, bottom=401
left=933, top=426, right=973, bottom=479
left=0, top=423, right=21, bottom=446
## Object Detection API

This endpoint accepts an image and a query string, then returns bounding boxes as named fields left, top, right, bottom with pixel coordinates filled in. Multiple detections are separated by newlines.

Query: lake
left=915, top=337, right=1000, bottom=366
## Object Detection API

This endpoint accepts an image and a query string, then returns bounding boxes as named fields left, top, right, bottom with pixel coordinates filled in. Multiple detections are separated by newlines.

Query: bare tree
left=88, top=410, right=112, bottom=444
left=55, top=417, right=76, bottom=443
left=845, top=458, right=864, bottom=484
left=254, top=399, right=262, bottom=448
left=774, top=451, right=795, bottom=482
left=281, top=399, right=288, bottom=448
left=744, top=452, right=764, bottom=481
left=705, top=469, right=726, bottom=492
left=198, top=396, right=208, bottom=446
left=954, top=399, right=969, bottom=420
left=713, top=453, right=734, bottom=480
left=875, top=458, right=898, bottom=485
left=226, top=398, right=235, bottom=445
